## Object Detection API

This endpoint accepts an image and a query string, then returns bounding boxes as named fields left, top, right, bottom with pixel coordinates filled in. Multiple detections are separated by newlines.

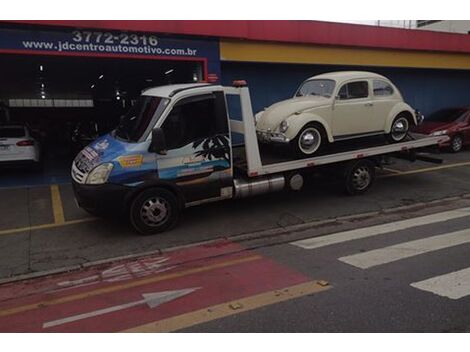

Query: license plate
left=0, top=145, right=9, bottom=151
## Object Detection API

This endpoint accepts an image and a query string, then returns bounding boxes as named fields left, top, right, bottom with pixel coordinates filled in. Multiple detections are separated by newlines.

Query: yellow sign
left=220, top=40, right=470, bottom=70
left=118, top=155, right=143, bottom=168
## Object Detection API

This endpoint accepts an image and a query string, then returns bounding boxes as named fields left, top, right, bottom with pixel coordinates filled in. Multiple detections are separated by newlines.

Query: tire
left=343, top=159, right=376, bottom=195
left=450, top=135, right=463, bottom=153
left=387, top=114, right=411, bottom=143
left=129, top=188, right=180, bottom=235
left=292, top=123, right=326, bottom=157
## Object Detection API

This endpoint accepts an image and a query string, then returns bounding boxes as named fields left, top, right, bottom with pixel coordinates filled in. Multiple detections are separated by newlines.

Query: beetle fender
left=285, top=113, right=334, bottom=143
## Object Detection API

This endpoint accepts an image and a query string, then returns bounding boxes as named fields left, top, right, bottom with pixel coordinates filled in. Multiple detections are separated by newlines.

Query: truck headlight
left=280, top=120, right=289, bottom=133
left=431, top=130, right=447, bottom=136
left=86, top=163, right=113, bottom=185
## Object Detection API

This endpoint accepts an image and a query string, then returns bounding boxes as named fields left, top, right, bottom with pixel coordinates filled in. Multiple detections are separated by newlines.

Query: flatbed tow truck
left=72, top=82, right=449, bottom=235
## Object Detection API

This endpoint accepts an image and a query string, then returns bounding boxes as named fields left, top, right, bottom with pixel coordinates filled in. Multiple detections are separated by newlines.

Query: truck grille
left=71, top=161, right=86, bottom=184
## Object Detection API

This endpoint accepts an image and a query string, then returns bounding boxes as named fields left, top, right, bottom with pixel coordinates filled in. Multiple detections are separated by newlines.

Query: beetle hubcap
left=391, top=117, right=409, bottom=141
left=352, top=166, right=371, bottom=191
left=299, top=128, right=321, bottom=154
left=141, top=197, right=170, bottom=227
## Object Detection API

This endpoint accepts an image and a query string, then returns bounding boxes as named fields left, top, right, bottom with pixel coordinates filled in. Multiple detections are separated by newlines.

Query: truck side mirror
left=149, top=128, right=167, bottom=154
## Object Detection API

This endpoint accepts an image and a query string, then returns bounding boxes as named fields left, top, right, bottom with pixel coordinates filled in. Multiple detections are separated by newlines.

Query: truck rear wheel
left=130, top=188, right=179, bottom=235
left=343, top=159, right=376, bottom=195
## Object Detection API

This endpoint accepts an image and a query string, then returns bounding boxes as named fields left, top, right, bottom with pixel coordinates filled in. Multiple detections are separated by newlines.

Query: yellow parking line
left=50, top=185, right=65, bottom=224
left=380, top=161, right=470, bottom=178
left=382, top=167, right=402, bottom=174
left=123, top=280, right=330, bottom=332
left=0, top=255, right=262, bottom=318
left=0, top=218, right=97, bottom=237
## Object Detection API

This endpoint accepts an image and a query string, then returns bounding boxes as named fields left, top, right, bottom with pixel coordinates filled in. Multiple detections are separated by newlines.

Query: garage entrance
left=0, top=54, right=203, bottom=187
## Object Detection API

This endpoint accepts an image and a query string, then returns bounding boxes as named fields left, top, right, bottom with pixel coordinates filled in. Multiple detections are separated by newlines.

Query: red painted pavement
left=0, top=240, right=311, bottom=332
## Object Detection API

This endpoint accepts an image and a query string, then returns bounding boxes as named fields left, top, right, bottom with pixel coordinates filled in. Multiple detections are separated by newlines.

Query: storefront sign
left=0, top=26, right=221, bottom=81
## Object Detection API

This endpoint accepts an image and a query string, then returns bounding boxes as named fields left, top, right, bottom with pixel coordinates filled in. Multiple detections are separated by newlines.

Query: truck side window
left=162, top=93, right=228, bottom=150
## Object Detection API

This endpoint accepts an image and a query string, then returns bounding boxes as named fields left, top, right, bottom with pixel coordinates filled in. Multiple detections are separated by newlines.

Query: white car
left=256, top=71, right=423, bottom=156
left=0, top=125, right=41, bottom=167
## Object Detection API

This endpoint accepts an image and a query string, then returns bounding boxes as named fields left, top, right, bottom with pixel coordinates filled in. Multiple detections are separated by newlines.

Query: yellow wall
left=220, top=40, right=470, bottom=70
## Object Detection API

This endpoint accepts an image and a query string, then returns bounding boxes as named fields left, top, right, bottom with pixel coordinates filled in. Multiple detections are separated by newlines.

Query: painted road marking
left=0, top=217, right=97, bottom=237
left=380, top=161, right=470, bottom=178
left=292, top=207, right=470, bottom=250
left=411, top=267, right=470, bottom=300
left=338, top=228, right=470, bottom=269
left=0, top=255, right=262, bottom=318
left=55, top=256, right=173, bottom=291
left=50, top=184, right=65, bottom=224
left=43, top=287, right=199, bottom=328
left=382, top=167, right=402, bottom=174
left=123, top=281, right=329, bottom=332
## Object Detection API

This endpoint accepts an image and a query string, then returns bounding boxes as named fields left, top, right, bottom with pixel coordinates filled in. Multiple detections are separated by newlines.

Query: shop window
left=373, top=80, right=394, bottom=96
left=162, top=92, right=228, bottom=150
left=338, top=81, right=369, bottom=100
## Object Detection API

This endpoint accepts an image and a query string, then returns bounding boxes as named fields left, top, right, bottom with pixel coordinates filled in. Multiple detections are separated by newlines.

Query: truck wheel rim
left=452, top=136, right=463, bottom=151
left=141, top=197, right=170, bottom=227
left=352, top=166, right=371, bottom=191
left=299, top=128, right=321, bottom=154
left=391, top=117, right=409, bottom=141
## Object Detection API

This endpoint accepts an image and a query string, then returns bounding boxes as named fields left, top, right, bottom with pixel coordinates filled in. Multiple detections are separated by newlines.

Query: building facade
left=0, top=20, right=469, bottom=185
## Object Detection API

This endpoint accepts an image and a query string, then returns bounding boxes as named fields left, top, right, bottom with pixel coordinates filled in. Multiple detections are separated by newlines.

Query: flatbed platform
left=233, top=133, right=448, bottom=176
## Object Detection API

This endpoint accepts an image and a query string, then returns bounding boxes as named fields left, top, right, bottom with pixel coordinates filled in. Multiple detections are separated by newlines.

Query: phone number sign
left=0, top=27, right=221, bottom=80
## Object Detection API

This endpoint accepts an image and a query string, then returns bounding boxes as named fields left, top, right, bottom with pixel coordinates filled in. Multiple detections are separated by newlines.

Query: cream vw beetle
left=256, top=71, right=423, bottom=156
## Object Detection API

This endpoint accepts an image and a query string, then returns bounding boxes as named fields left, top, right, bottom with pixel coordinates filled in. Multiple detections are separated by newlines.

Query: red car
left=413, top=107, right=470, bottom=152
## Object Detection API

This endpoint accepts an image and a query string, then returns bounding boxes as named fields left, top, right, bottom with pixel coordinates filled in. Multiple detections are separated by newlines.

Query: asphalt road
left=1, top=201, right=470, bottom=332
left=183, top=206, right=470, bottom=332
left=0, top=149, right=469, bottom=279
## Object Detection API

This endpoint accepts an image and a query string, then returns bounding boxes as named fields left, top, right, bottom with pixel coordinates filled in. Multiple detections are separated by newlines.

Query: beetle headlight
left=431, top=130, right=448, bottom=136
left=86, top=163, right=114, bottom=185
left=279, top=120, right=289, bottom=133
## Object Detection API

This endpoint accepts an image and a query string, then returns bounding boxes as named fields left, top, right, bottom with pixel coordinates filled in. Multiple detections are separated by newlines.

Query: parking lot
left=0, top=148, right=469, bottom=280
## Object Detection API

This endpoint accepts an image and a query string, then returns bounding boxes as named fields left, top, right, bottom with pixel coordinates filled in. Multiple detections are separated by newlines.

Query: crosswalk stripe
left=338, top=228, right=470, bottom=269
left=291, top=207, right=470, bottom=250
left=410, top=267, right=470, bottom=300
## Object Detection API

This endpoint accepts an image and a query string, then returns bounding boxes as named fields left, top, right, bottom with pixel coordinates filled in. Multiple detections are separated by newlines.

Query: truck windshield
left=295, top=79, right=335, bottom=98
left=115, top=96, right=169, bottom=142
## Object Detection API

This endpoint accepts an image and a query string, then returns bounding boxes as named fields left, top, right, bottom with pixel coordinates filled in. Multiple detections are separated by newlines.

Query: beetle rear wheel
left=388, top=115, right=410, bottom=143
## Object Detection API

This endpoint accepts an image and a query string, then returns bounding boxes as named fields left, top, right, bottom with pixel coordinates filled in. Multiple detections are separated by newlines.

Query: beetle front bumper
left=256, top=130, right=290, bottom=144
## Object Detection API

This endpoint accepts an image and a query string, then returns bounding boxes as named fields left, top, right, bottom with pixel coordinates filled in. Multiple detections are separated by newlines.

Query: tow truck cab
left=72, top=83, right=243, bottom=234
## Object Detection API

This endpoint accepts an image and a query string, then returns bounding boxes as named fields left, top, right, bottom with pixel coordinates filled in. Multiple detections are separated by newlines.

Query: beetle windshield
left=295, top=79, right=336, bottom=98
left=114, top=96, right=169, bottom=143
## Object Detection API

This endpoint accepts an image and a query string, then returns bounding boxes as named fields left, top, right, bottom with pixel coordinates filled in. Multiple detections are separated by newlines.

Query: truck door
left=157, top=91, right=232, bottom=204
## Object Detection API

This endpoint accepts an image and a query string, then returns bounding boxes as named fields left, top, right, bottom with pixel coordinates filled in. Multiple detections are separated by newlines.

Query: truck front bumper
left=256, top=130, right=290, bottom=144
left=72, top=181, right=131, bottom=216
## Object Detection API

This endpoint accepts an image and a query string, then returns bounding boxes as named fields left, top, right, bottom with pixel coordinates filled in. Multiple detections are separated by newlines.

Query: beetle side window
left=373, top=80, right=394, bottom=96
left=162, top=93, right=228, bottom=150
left=338, top=81, right=369, bottom=100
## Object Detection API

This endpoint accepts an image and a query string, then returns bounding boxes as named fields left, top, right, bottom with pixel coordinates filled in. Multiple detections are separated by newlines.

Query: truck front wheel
left=130, top=188, right=180, bottom=235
